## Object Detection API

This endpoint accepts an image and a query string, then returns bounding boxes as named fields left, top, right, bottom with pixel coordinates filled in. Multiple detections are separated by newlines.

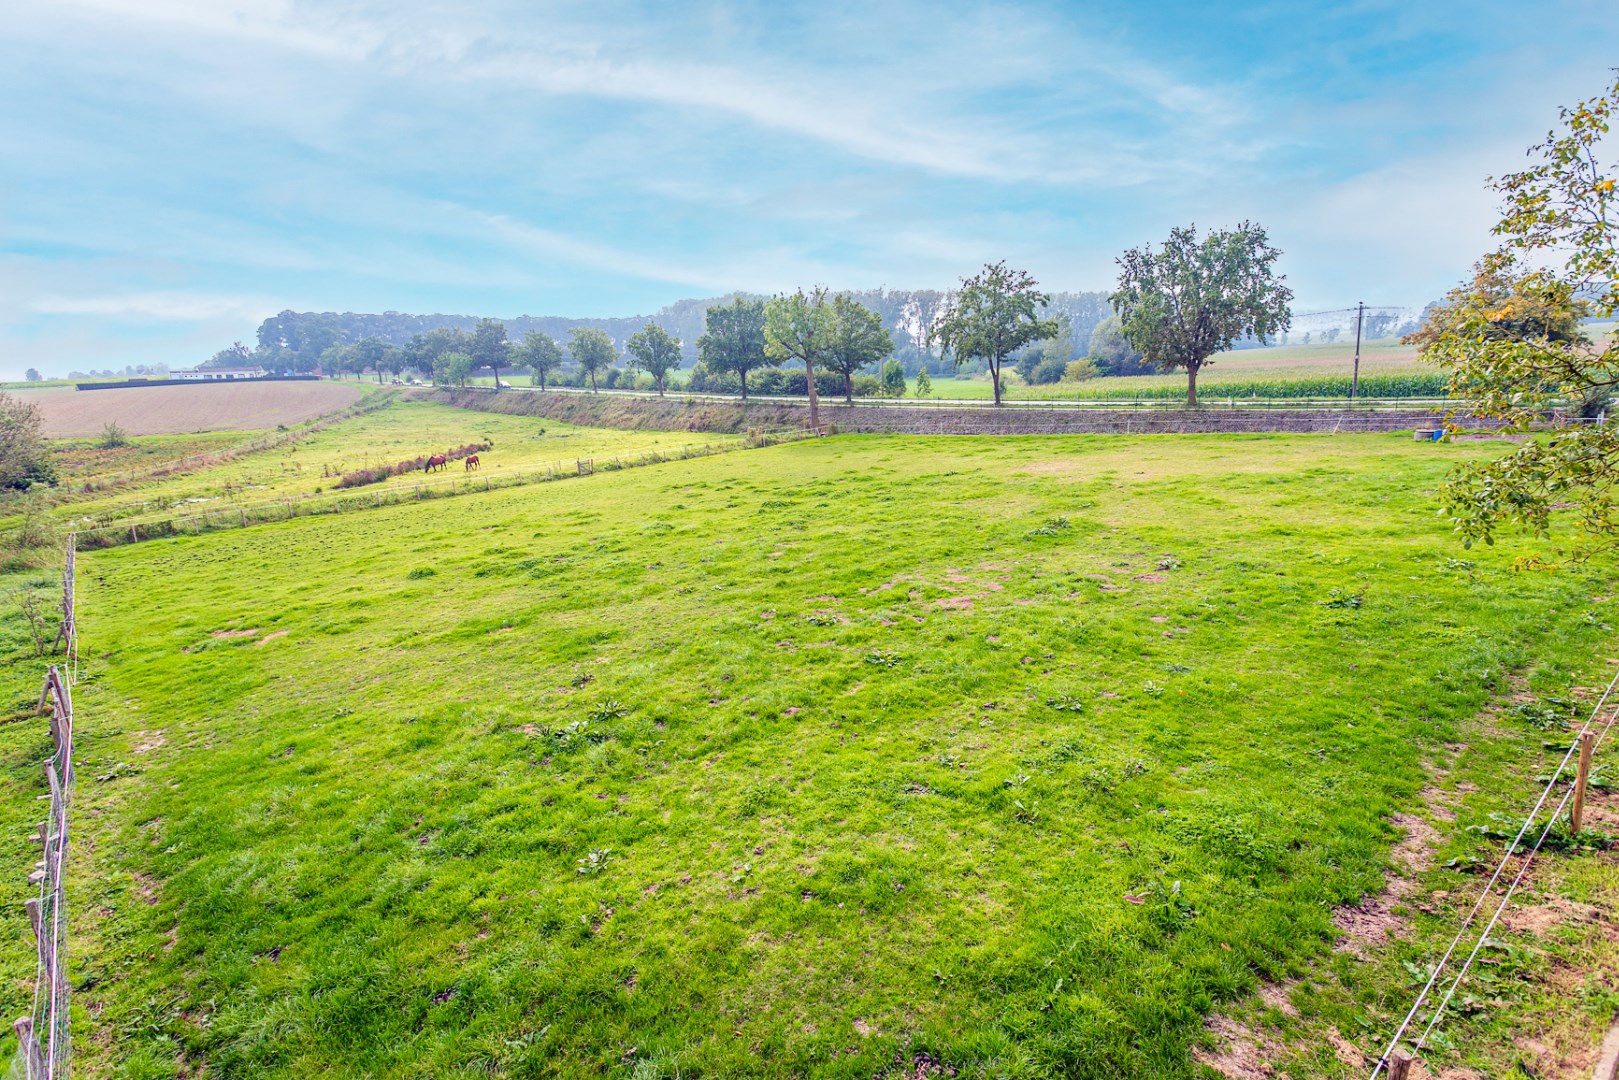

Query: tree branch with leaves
left=1422, top=72, right=1619, bottom=565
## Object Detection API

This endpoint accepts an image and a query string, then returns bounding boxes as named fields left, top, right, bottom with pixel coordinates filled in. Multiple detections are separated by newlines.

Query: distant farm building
left=174, top=367, right=267, bottom=381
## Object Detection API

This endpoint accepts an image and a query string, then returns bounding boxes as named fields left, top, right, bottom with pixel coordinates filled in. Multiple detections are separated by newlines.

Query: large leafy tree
left=1423, top=74, right=1619, bottom=564
left=406, top=328, right=472, bottom=376
left=930, top=262, right=1058, bottom=406
left=823, top=294, right=895, bottom=403
left=0, top=391, right=55, bottom=489
left=696, top=297, right=770, bottom=399
left=624, top=322, right=683, bottom=396
left=1087, top=315, right=1148, bottom=376
left=568, top=327, right=616, bottom=392
left=514, top=330, right=563, bottom=390
left=433, top=351, right=474, bottom=388
left=470, top=318, right=510, bottom=389
left=764, top=288, right=833, bottom=429
left=1110, top=223, right=1293, bottom=406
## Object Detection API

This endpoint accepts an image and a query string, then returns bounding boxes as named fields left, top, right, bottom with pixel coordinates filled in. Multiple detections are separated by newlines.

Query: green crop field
left=922, top=341, right=1430, bottom=402
left=4, top=419, right=1616, bottom=1079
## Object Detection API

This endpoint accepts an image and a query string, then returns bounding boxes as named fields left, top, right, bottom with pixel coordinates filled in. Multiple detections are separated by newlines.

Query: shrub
left=1030, top=356, right=1068, bottom=385
left=99, top=421, right=131, bottom=449
left=1063, top=359, right=1098, bottom=382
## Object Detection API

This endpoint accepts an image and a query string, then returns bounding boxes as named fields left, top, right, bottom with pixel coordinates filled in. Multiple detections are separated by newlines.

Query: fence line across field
left=16, top=536, right=79, bottom=1079
left=1369, top=667, right=1618, bottom=1079
left=72, top=428, right=817, bottom=547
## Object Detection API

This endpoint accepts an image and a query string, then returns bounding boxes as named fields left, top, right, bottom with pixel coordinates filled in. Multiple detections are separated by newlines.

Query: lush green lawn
left=18, top=431, right=1614, bottom=1078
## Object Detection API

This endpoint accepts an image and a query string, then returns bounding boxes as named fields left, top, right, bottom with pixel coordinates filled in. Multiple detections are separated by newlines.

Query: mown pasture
left=34, top=399, right=742, bottom=531
left=6, top=431, right=1618, bottom=1078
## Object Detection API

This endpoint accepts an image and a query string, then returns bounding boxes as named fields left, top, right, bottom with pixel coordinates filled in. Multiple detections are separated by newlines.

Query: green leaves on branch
left=1419, top=73, right=1619, bottom=564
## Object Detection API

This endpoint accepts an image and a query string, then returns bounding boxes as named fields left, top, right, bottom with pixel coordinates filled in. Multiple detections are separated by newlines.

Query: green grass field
left=18, top=400, right=741, bottom=533
left=6, top=424, right=1616, bottom=1078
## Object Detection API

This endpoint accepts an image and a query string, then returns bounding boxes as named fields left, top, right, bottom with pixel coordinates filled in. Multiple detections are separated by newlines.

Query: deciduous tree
left=1422, top=73, right=1619, bottom=563
left=1110, top=223, right=1292, bottom=405
left=764, top=288, right=833, bottom=429
left=568, top=327, right=616, bottom=392
left=1086, top=315, right=1147, bottom=376
left=697, top=298, right=770, bottom=399
left=624, top=322, right=683, bottom=396
left=824, top=294, right=895, bottom=402
left=514, top=330, right=563, bottom=390
left=930, top=262, right=1058, bottom=406
left=0, top=391, right=55, bottom=489
left=471, top=318, right=510, bottom=389
left=880, top=357, right=907, bottom=397
left=433, top=351, right=474, bottom=389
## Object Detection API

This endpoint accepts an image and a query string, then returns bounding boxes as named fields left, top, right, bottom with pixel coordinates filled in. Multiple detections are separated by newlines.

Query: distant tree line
left=199, top=229, right=1298, bottom=408
left=232, top=288, right=1119, bottom=381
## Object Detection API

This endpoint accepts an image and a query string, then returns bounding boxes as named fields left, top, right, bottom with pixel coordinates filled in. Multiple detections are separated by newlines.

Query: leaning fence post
left=1571, top=729, right=1596, bottom=833
left=14, top=1016, right=43, bottom=1079
left=25, top=897, right=44, bottom=968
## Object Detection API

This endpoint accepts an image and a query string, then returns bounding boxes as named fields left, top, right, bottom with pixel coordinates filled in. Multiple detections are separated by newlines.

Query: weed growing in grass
left=1320, top=586, right=1365, bottom=608
left=576, top=847, right=612, bottom=874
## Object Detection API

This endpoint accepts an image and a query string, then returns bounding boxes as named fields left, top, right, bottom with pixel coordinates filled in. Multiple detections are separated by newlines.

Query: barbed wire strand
left=1369, top=666, right=1619, bottom=1077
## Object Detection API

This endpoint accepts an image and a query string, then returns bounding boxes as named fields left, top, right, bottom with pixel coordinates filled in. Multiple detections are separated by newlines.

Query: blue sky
left=1, top=0, right=1613, bottom=377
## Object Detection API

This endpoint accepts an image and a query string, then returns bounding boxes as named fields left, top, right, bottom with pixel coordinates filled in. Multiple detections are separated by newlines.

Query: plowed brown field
left=17, top=381, right=364, bottom=437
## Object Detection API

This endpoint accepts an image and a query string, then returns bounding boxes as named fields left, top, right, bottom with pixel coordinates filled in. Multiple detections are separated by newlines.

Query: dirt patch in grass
left=210, top=628, right=260, bottom=638
left=255, top=630, right=288, bottom=645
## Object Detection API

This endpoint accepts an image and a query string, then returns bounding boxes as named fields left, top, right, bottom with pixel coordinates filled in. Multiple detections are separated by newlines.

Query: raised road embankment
left=434, top=388, right=1458, bottom=435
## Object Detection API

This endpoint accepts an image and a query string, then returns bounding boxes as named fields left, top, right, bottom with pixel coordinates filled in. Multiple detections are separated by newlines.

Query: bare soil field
left=14, top=381, right=364, bottom=436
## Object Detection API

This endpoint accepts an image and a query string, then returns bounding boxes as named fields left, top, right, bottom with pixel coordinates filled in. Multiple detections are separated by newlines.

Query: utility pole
left=1351, top=301, right=1365, bottom=402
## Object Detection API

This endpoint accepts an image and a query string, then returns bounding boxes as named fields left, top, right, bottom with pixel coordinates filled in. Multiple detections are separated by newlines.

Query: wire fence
left=15, top=536, right=78, bottom=1079
left=1369, top=668, right=1618, bottom=1078
left=72, top=428, right=818, bottom=549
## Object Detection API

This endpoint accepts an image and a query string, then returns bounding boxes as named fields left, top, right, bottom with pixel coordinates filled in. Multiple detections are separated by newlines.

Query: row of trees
left=310, top=230, right=1292, bottom=409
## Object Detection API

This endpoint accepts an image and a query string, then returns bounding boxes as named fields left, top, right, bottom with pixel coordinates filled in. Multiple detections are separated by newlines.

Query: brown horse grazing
left=425, top=454, right=448, bottom=473
left=464, top=454, right=480, bottom=471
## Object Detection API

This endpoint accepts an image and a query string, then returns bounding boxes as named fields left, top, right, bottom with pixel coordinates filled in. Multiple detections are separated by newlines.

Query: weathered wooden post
left=1388, top=1053, right=1411, bottom=1080
left=14, top=1016, right=44, bottom=1079
left=1571, top=729, right=1596, bottom=833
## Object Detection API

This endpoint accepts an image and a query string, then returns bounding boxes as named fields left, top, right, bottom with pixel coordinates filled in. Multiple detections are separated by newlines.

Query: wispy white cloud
left=28, top=0, right=1246, bottom=185
left=26, top=291, right=270, bottom=321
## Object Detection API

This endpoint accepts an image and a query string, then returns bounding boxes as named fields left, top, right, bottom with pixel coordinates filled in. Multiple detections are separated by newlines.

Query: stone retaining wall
left=433, top=389, right=1458, bottom=436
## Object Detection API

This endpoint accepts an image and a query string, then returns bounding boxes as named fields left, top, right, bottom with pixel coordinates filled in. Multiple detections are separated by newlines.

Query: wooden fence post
left=14, top=1016, right=44, bottom=1079
left=1388, top=1052, right=1412, bottom=1079
left=1572, top=729, right=1596, bottom=833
